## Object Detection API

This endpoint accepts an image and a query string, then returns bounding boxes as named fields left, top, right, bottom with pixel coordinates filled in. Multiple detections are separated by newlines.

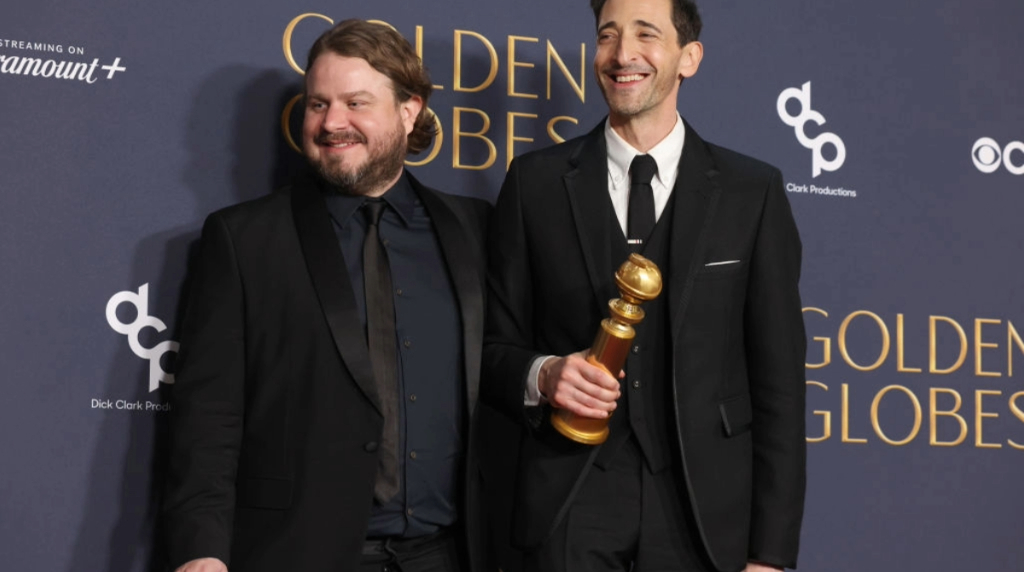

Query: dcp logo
left=106, top=283, right=179, bottom=392
left=972, top=137, right=1024, bottom=175
left=777, top=81, right=846, bottom=178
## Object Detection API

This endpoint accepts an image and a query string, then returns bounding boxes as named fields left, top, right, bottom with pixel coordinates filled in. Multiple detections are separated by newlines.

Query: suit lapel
left=291, top=181, right=383, bottom=416
left=413, top=176, right=484, bottom=418
left=564, top=122, right=620, bottom=309
left=668, top=122, right=721, bottom=340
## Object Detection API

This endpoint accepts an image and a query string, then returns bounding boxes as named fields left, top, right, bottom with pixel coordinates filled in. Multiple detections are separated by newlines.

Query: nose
left=322, top=104, right=350, bottom=132
left=613, top=35, right=637, bottom=65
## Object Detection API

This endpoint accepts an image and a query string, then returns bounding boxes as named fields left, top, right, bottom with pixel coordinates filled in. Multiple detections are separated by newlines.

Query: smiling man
left=483, top=0, right=807, bottom=571
left=164, top=19, right=491, bottom=572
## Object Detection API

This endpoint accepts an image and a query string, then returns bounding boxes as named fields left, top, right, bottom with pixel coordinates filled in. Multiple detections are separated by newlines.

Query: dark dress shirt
left=322, top=173, right=465, bottom=538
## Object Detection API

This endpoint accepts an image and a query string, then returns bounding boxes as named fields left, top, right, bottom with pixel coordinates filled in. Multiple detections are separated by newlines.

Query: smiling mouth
left=613, top=73, right=647, bottom=83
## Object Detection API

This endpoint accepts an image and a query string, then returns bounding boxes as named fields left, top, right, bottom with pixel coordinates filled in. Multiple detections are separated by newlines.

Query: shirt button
left=409, top=394, right=417, bottom=402
left=632, top=380, right=641, bottom=389
left=396, top=288, right=403, bottom=296
left=403, top=339, right=412, bottom=348
left=632, top=345, right=640, bottom=354
left=409, top=451, right=417, bottom=459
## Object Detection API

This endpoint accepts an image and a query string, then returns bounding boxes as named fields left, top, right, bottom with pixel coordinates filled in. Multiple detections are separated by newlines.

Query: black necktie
left=627, top=154, right=658, bottom=251
left=362, top=199, right=400, bottom=504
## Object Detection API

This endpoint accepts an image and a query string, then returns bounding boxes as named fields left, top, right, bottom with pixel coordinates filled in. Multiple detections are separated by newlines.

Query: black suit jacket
left=164, top=173, right=491, bottom=572
left=483, top=121, right=806, bottom=571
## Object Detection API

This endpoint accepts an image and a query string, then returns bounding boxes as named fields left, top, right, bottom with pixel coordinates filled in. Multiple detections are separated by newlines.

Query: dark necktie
left=627, top=154, right=658, bottom=251
left=362, top=199, right=400, bottom=504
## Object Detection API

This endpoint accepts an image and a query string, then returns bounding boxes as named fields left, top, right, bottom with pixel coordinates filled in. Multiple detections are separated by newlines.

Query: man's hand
left=175, top=558, right=227, bottom=572
left=538, top=350, right=621, bottom=418
left=745, top=563, right=783, bottom=572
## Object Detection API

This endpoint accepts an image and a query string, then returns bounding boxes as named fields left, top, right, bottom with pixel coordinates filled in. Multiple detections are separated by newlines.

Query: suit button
left=632, top=380, right=641, bottom=389
left=364, top=441, right=379, bottom=452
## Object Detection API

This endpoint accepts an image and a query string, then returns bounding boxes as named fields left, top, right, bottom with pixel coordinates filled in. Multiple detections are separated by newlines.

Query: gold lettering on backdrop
left=974, top=390, right=1002, bottom=449
left=453, top=30, right=499, bottom=93
left=838, top=311, right=889, bottom=371
left=547, top=116, right=578, bottom=144
left=546, top=41, right=585, bottom=102
left=841, top=383, right=868, bottom=443
left=283, top=13, right=333, bottom=74
left=279, top=16, right=587, bottom=168
left=974, top=319, right=1002, bottom=377
left=404, top=108, right=444, bottom=167
left=1009, top=321, right=1024, bottom=377
left=1009, top=391, right=1024, bottom=450
left=507, top=36, right=539, bottom=99
left=929, top=388, right=968, bottom=446
left=803, top=307, right=831, bottom=369
left=806, top=381, right=831, bottom=442
left=870, top=385, right=922, bottom=446
left=896, top=314, right=922, bottom=373
left=507, top=112, right=537, bottom=169
left=451, top=107, right=496, bottom=170
left=281, top=93, right=305, bottom=153
left=929, top=316, right=968, bottom=374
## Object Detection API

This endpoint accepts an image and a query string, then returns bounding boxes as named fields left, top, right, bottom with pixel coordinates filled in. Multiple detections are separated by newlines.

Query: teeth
left=615, top=74, right=645, bottom=83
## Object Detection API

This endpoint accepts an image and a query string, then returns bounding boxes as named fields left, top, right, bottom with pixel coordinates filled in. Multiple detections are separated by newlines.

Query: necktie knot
left=362, top=198, right=387, bottom=228
left=629, top=154, right=658, bottom=186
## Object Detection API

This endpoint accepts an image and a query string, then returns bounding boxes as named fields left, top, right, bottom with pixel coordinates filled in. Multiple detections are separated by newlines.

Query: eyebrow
left=306, top=90, right=377, bottom=101
left=597, top=19, right=664, bottom=35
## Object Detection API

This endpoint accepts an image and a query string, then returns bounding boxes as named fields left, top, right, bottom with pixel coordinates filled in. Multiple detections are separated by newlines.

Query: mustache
left=316, top=130, right=367, bottom=145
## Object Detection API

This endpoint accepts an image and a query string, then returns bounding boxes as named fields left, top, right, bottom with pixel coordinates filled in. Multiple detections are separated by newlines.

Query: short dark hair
left=306, top=19, right=436, bottom=154
left=589, top=0, right=702, bottom=46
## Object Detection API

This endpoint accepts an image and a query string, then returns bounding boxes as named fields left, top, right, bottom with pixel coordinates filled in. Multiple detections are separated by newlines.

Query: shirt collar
left=604, top=114, right=686, bottom=188
left=321, top=171, right=417, bottom=229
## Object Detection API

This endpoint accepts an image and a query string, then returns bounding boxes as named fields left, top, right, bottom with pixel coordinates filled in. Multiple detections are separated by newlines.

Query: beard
left=308, top=121, right=407, bottom=196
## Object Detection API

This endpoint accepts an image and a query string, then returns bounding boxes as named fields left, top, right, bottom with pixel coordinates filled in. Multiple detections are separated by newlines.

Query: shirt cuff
left=524, top=355, right=556, bottom=406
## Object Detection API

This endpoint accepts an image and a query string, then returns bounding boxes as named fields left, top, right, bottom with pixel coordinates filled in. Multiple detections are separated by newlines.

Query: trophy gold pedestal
left=550, top=253, right=663, bottom=445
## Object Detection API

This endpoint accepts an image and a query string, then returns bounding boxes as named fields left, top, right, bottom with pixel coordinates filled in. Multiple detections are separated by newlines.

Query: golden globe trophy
left=550, top=253, right=663, bottom=445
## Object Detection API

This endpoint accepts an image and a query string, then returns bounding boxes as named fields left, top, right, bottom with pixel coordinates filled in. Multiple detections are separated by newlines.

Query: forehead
left=598, top=0, right=675, bottom=28
left=305, top=52, right=393, bottom=96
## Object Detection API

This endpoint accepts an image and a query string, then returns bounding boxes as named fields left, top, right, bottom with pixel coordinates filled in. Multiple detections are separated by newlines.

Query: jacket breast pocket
left=719, top=394, right=752, bottom=437
left=236, top=477, right=292, bottom=509
left=697, top=260, right=748, bottom=279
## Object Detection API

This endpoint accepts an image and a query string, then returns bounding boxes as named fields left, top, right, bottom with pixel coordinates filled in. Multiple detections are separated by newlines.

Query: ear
left=678, top=41, right=703, bottom=79
left=399, top=95, right=424, bottom=135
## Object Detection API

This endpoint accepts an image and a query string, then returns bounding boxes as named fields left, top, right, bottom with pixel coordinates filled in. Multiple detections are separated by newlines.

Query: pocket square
left=705, top=260, right=741, bottom=267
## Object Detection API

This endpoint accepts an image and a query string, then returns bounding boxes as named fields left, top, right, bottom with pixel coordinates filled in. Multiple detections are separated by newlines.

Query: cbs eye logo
left=972, top=137, right=1024, bottom=175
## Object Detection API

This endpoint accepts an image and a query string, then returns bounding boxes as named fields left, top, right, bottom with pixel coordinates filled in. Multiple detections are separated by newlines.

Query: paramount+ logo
left=777, top=81, right=846, bottom=178
left=106, top=283, right=179, bottom=392
left=972, top=137, right=1024, bottom=175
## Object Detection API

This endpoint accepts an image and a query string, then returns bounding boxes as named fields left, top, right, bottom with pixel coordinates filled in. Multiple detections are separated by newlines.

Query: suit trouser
left=525, top=436, right=715, bottom=572
left=358, top=529, right=463, bottom=572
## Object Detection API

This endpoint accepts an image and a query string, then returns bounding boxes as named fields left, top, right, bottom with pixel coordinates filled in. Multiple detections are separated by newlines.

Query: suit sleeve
left=481, top=158, right=543, bottom=424
left=744, top=169, right=807, bottom=568
left=163, top=213, right=246, bottom=569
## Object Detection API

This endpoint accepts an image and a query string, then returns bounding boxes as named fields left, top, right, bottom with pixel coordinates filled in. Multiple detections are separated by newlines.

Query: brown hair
left=306, top=19, right=436, bottom=154
left=590, top=0, right=702, bottom=46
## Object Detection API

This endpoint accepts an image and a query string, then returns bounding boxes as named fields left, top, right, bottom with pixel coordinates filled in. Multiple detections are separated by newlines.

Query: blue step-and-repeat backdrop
left=1, top=0, right=1021, bottom=570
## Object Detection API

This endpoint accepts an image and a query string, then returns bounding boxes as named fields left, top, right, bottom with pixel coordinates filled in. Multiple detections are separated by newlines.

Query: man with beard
left=484, top=0, right=806, bottom=571
left=164, top=19, right=491, bottom=572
